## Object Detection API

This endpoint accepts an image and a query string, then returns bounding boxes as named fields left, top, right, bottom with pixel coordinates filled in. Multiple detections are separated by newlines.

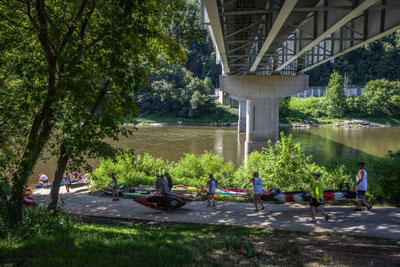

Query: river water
left=29, top=126, right=400, bottom=187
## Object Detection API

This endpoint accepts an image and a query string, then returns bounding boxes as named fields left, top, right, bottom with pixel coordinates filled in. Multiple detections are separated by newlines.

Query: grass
left=1, top=220, right=399, bottom=267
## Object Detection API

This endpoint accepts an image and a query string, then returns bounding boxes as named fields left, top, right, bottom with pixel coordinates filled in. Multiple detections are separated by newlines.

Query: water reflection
left=30, top=126, right=400, bottom=187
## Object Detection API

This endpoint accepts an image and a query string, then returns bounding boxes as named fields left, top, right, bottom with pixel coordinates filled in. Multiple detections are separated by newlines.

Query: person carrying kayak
left=64, top=172, right=71, bottom=193
left=39, top=173, right=49, bottom=188
left=160, top=175, right=170, bottom=196
left=207, top=174, right=216, bottom=207
left=165, top=172, right=173, bottom=191
left=155, top=173, right=162, bottom=194
left=309, top=173, right=330, bottom=223
left=244, top=172, right=265, bottom=211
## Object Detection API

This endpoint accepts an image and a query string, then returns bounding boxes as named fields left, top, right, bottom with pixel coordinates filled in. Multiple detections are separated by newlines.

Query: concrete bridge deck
left=31, top=187, right=400, bottom=240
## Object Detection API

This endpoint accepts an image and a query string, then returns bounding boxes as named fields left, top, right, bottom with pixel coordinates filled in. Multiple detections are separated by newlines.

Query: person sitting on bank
left=207, top=174, right=216, bottom=208
left=39, top=173, right=49, bottom=188
left=165, top=172, right=173, bottom=191
left=244, top=172, right=265, bottom=211
left=309, top=173, right=330, bottom=223
left=354, top=162, right=372, bottom=211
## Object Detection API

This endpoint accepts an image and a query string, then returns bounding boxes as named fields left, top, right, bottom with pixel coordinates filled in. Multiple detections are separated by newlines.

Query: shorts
left=310, top=198, right=321, bottom=207
left=356, top=190, right=366, bottom=200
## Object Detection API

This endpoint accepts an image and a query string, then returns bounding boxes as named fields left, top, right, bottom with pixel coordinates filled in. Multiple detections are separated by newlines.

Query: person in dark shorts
left=165, top=172, right=173, bottom=191
left=160, top=175, right=170, bottom=196
left=244, top=172, right=265, bottom=211
left=206, top=174, right=216, bottom=207
left=354, top=162, right=372, bottom=211
left=111, top=173, right=119, bottom=201
left=310, top=173, right=330, bottom=223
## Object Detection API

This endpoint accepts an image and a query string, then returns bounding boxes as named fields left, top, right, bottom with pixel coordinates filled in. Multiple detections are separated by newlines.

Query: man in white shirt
left=39, top=173, right=49, bottom=188
left=354, top=162, right=372, bottom=211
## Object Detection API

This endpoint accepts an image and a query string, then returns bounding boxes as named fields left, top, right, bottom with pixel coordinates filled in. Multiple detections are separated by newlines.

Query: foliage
left=308, top=30, right=400, bottom=86
left=0, top=205, right=71, bottom=241
left=287, top=97, right=328, bottom=118
left=323, top=149, right=400, bottom=204
left=279, top=97, right=291, bottom=116
left=237, top=132, right=322, bottom=191
left=91, top=133, right=400, bottom=204
left=135, top=63, right=219, bottom=119
left=0, top=0, right=200, bottom=221
left=325, top=71, right=346, bottom=118
left=361, top=79, right=400, bottom=117
left=93, top=151, right=236, bottom=188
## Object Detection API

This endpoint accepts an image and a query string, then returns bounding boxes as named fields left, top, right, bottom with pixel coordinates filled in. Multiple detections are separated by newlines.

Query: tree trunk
left=47, top=145, right=69, bottom=211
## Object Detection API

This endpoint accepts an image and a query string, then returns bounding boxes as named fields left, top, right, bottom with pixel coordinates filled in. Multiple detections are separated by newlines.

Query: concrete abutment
left=220, top=75, right=309, bottom=155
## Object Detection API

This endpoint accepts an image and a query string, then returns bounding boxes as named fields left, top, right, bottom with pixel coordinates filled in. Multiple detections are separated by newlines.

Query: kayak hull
left=134, top=194, right=191, bottom=210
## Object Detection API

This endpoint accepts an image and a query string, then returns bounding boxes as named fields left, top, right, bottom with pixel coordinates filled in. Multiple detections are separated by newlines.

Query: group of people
left=38, top=171, right=89, bottom=193
left=108, top=161, right=372, bottom=223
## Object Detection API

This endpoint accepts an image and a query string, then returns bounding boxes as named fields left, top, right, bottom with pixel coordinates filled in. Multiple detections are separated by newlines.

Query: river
left=29, top=126, right=400, bottom=187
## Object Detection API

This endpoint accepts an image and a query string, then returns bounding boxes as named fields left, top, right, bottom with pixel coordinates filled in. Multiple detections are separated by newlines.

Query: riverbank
left=135, top=114, right=399, bottom=128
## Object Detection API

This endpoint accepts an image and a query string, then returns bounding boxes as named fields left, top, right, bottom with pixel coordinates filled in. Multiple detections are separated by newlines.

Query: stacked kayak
left=262, top=189, right=356, bottom=203
left=23, top=196, right=36, bottom=206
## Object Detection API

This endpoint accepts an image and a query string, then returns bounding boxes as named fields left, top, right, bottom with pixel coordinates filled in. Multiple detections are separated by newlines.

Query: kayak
left=122, top=192, right=154, bottom=198
left=134, top=193, right=192, bottom=211
left=23, top=196, right=36, bottom=206
left=24, top=189, right=33, bottom=196
left=265, top=190, right=356, bottom=203
left=35, top=183, right=52, bottom=188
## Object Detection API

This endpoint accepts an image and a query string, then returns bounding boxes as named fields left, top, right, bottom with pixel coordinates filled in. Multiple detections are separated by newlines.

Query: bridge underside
left=203, top=0, right=400, bottom=75
left=202, top=0, right=400, bottom=154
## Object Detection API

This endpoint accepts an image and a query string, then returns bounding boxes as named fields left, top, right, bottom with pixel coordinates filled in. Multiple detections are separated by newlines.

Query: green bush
left=238, top=132, right=323, bottom=191
left=91, top=136, right=400, bottom=204
left=288, top=97, right=328, bottom=118
left=325, top=71, right=346, bottom=118
left=361, top=79, right=400, bottom=117
left=0, top=204, right=71, bottom=241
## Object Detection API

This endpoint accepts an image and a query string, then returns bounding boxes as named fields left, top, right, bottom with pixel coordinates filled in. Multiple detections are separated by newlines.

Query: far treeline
left=280, top=73, right=400, bottom=121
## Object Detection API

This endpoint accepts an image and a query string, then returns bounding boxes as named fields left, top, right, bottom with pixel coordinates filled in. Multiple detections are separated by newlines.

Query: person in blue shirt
left=207, top=174, right=216, bottom=207
left=245, top=172, right=265, bottom=211
left=160, top=175, right=170, bottom=196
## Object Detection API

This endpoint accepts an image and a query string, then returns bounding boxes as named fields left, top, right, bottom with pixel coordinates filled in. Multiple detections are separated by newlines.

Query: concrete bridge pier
left=220, top=75, right=309, bottom=156
left=238, top=99, right=246, bottom=132
left=245, top=99, right=279, bottom=154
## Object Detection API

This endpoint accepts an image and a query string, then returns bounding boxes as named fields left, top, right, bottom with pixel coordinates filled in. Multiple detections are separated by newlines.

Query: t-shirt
left=161, top=180, right=169, bottom=195
left=253, top=177, right=263, bottom=195
left=112, top=177, right=118, bottom=188
left=64, top=176, right=71, bottom=184
left=207, top=180, right=216, bottom=194
left=356, top=169, right=368, bottom=191
left=40, top=175, right=48, bottom=182
left=312, top=180, right=323, bottom=200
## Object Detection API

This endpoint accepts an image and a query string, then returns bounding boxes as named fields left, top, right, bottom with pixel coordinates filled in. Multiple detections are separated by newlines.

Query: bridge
left=201, top=0, right=400, bottom=154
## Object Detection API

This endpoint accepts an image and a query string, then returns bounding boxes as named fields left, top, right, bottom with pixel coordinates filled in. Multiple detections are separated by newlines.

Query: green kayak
left=122, top=192, right=154, bottom=198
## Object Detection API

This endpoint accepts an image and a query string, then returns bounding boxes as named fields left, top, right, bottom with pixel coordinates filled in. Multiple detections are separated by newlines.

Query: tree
left=326, top=71, right=346, bottom=118
left=0, top=0, right=199, bottom=223
left=361, top=79, right=400, bottom=117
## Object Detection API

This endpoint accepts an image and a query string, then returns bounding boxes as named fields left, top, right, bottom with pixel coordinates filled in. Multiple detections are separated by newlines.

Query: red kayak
left=134, top=193, right=192, bottom=211
left=23, top=196, right=36, bottom=206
